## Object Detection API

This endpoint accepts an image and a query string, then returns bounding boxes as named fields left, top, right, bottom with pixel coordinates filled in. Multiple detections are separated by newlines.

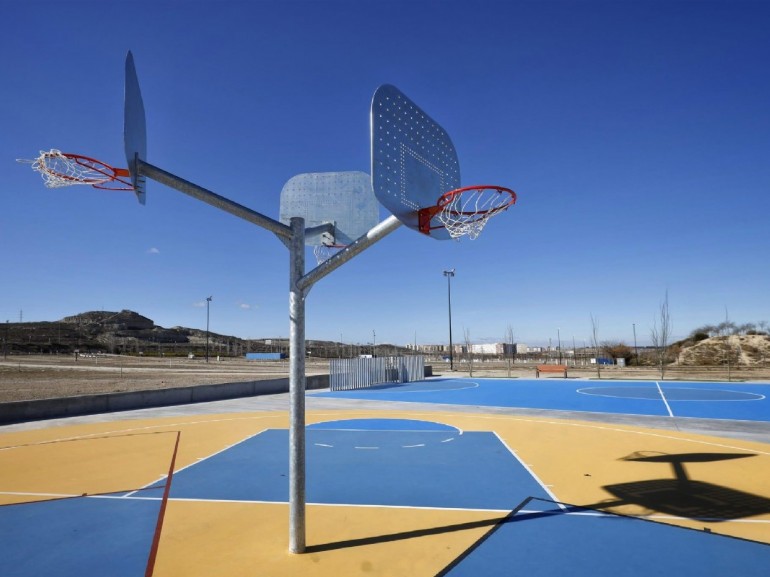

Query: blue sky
left=2, top=0, right=769, bottom=348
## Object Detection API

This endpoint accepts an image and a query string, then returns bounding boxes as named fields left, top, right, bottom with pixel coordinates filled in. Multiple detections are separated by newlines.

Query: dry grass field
left=1, top=354, right=769, bottom=404
left=0, top=355, right=324, bottom=403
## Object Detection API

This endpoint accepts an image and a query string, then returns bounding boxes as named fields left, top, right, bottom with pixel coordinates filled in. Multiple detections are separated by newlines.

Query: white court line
left=5, top=491, right=767, bottom=528
left=3, top=490, right=770, bottom=526
left=493, top=432, right=564, bottom=509
left=656, top=381, right=675, bottom=417
left=123, top=428, right=267, bottom=497
left=309, top=420, right=463, bottom=449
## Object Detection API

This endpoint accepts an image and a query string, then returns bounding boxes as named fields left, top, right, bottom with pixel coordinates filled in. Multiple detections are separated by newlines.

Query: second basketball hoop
left=18, top=149, right=134, bottom=191
left=422, top=184, right=516, bottom=240
left=371, top=84, right=516, bottom=240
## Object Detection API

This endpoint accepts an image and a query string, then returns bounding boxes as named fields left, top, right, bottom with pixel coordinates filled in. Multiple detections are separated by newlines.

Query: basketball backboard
left=370, top=84, right=460, bottom=240
left=124, top=51, right=147, bottom=204
left=279, top=171, right=379, bottom=246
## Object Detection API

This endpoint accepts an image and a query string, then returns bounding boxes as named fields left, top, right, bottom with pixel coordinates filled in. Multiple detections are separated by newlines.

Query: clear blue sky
left=3, top=0, right=769, bottom=348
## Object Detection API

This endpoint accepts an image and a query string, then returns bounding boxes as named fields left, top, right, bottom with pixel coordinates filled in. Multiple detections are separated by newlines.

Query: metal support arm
left=137, top=159, right=292, bottom=241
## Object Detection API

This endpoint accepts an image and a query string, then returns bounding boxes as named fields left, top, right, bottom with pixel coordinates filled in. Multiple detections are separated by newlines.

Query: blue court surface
left=443, top=498, right=770, bottom=577
left=313, top=378, right=770, bottom=422
left=138, top=420, right=550, bottom=511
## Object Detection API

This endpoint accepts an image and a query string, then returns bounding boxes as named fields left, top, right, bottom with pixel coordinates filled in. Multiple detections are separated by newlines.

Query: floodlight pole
left=443, top=269, right=455, bottom=370
left=633, top=323, right=639, bottom=367
left=205, top=296, right=212, bottom=363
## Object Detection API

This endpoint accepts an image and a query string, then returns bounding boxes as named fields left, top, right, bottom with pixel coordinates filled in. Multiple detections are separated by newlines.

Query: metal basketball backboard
left=279, top=171, right=378, bottom=246
left=370, top=84, right=460, bottom=240
left=124, top=51, right=147, bottom=204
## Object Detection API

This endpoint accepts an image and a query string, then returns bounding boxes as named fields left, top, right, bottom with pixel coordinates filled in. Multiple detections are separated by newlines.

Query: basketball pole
left=126, top=160, right=404, bottom=554
left=288, top=216, right=307, bottom=553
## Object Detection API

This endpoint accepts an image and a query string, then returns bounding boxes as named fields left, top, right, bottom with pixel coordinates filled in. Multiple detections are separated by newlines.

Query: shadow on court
left=436, top=497, right=770, bottom=577
left=582, top=451, right=770, bottom=522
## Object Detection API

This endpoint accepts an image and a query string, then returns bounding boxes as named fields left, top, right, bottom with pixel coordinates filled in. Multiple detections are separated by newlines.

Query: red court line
left=144, top=430, right=181, bottom=577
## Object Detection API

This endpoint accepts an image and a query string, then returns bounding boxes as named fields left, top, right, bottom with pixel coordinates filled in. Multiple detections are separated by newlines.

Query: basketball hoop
left=18, top=149, right=134, bottom=191
left=418, top=185, right=516, bottom=240
left=313, top=243, right=345, bottom=265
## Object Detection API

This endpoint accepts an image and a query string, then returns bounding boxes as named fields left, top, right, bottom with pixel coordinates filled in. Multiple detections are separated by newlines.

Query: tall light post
left=633, top=322, right=638, bottom=367
left=443, top=269, right=455, bottom=370
left=205, top=296, right=212, bottom=363
left=372, top=329, right=376, bottom=358
left=557, top=327, right=562, bottom=364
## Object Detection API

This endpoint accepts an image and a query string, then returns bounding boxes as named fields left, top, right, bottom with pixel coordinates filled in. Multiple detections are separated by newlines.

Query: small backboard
left=124, top=51, right=147, bottom=204
left=370, top=84, right=460, bottom=240
left=279, top=171, right=379, bottom=247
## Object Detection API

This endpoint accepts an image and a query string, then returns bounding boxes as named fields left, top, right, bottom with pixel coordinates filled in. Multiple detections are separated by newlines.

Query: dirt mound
left=678, top=334, right=770, bottom=366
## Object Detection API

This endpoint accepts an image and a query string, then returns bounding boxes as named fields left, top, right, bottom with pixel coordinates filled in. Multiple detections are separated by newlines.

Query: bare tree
left=463, top=328, right=473, bottom=377
left=650, top=291, right=672, bottom=379
left=505, top=325, right=515, bottom=378
left=719, top=309, right=742, bottom=380
left=721, top=335, right=742, bottom=381
left=602, top=341, right=632, bottom=365
left=590, top=314, right=601, bottom=378
left=716, top=320, right=736, bottom=336
left=737, top=323, right=756, bottom=336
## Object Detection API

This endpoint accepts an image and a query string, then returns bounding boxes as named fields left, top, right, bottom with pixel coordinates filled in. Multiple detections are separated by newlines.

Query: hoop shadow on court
left=584, top=452, right=770, bottom=522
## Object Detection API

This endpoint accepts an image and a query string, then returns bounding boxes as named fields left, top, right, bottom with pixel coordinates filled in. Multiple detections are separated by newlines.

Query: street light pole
left=557, top=328, right=562, bottom=364
left=372, top=329, right=376, bottom=358
left=633, top=323, right=638, bottom=367
left=443, top=269, right=455, bottom=370
left=205, top=296, right=212, bottom=363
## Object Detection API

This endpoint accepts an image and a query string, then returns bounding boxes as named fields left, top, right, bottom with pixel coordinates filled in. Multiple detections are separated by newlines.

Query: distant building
left=408, top=342, right=528, bottom=356
left=471, top=343, right=500, bottom=355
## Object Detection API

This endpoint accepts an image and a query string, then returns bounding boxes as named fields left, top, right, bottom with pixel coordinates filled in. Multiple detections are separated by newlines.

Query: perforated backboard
left=279, top=171, right=378, bottom=246
left=371, top=84, right=460, bottom=240
left=124, top=51, right=147, bottom=204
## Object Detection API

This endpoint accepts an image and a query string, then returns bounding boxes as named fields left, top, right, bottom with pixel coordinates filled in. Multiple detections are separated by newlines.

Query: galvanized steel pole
left=137, top=160, right=292, bottom=241
left=133, top=161, right=402, bottom=554
left=288, top=217, right=306, bottom=554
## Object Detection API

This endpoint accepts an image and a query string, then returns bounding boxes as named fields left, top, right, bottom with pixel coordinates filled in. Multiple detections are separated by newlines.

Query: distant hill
left=0, top=309, right=407, bottom=358
left=1, top=309, right=251, bottom=357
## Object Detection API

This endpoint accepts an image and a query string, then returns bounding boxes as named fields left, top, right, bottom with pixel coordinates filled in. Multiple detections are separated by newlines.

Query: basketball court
left=315, top=377, right=770, bottom=422
left=1, top=376, right=769, bottom=576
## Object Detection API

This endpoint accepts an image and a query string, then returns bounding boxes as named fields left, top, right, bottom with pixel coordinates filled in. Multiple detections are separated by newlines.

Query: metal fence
left=329, top=356, right=425, bottom=391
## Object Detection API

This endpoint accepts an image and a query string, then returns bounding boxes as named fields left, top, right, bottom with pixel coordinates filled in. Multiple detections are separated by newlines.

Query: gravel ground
left=1, top=354, right=768, bottom=403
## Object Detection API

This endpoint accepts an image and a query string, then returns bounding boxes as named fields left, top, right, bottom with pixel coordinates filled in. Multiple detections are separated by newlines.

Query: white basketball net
left=436, top=186, right=516, bottom=240
left=313, top=244, right=341, bottom=265
left=17, top=149, right=130, bottom=189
